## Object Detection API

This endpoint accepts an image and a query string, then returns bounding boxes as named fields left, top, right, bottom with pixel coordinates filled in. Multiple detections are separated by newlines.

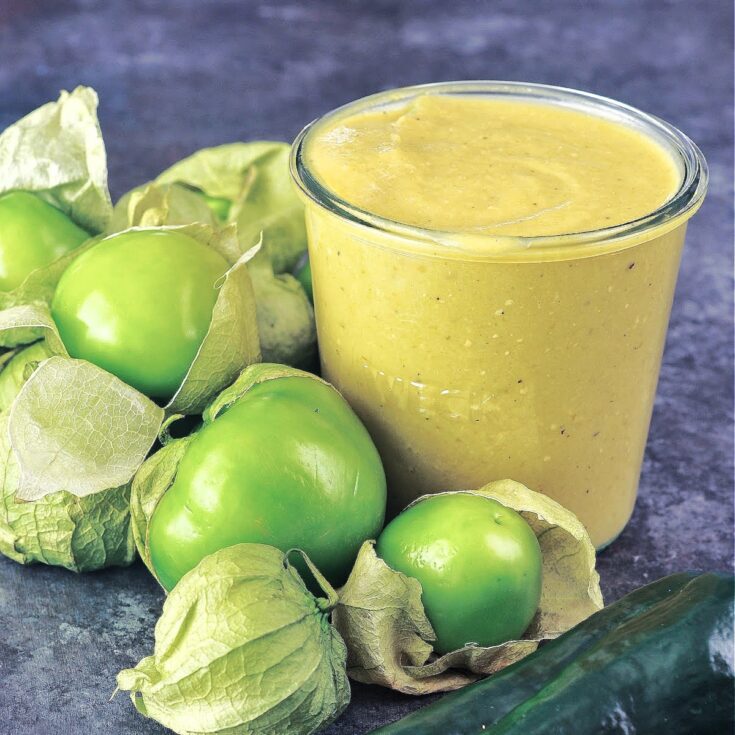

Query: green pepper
left=0, top=191, right=90, bottom=292
left=371, top=572, right=735, bottom=735
left=376, top=493, right=542, bottom=653
left=51, top=229, right=229, bottom=400
left=147, top=367, right=387, bottom=590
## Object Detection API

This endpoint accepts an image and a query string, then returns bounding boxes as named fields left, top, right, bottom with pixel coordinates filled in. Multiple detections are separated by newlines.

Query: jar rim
left=290, top=81, right=708, bottom=257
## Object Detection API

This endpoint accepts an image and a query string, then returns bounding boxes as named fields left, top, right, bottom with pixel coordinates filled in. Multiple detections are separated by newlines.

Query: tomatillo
left=51, top=229, right=229, bottom=400
left=376, top=492, right=542, bottom=654
left=201, top=192, right=231, bottom=221
left=0, top=191, right=90, bottom=291
left=294, top=256, right=313, bottom=302
left=148, top=374, right=387, bottom=590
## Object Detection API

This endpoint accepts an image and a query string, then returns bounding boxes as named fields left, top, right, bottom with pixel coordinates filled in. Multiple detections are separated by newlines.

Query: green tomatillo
left=145, top=365, right=387, bottom=591
left=51, top=229, right=229, bottom=400
left=116, top=544, right=350, bottom=735
left=0, top=341, right=54, bottom=413
left=0, top=339, right=136, bottom=572
left=376, top=492, right=543, bottom=654
left=0, top=191, right=90, bottom=292
left=154, top=141, right=307, bottom=274
left=332, top=481, right=601, bottom=694
left=200, top=192, right=231, bottom=221
left=294, top=254, right=313, bottom=302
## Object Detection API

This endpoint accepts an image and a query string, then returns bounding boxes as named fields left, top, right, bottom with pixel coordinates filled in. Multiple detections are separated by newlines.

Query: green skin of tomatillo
left=0, top=191, right=90, bottom=292
left=376, top=493, right=543, bottom=654
left=201, top=193, right=232, bottom=222
left=294, top=257, right=313, bottom=302
left=0, top=341, right=54, bottom=413
left=149, top=375, right=387, bottom=591
left=51, top=229, right=229, bottom=400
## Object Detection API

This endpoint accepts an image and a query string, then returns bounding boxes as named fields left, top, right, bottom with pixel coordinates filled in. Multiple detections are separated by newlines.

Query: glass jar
left=291, top=81, right=707, bottom=548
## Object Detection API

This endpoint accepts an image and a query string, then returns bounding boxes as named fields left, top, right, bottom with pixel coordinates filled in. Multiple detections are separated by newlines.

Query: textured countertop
left=0, top=2, right=733, bottom=733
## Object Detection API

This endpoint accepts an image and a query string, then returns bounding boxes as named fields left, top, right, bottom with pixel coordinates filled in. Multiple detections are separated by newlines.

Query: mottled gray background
left=0, top=1, right=733, bottom=733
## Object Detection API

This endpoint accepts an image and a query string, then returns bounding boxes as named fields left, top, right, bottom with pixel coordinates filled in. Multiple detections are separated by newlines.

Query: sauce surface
left=305, top=94, right=680, bottom=237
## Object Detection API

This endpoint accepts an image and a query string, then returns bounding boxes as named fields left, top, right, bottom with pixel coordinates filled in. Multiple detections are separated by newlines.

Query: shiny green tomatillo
left=0, top=191, right=90, bottom=292
left=51, top=229, right=229, bottom=400
left=148, top=373, right=387, bottom=590
left=376, top=492, right=542, bottom=654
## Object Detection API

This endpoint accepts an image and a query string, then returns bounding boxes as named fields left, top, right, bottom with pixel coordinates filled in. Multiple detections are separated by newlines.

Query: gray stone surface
left=0, top=1, right=732, bottom=733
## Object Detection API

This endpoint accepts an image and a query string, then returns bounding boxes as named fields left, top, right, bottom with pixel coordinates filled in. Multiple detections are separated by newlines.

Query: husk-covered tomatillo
left=154, top=141, right=307, bottom=274
left=0, top=192, right=90, bottom=292
left=116, top=543, right=350, bottom=735
left=0, top=86, right=138, bottom=572
left=333, top=480, right=603, bottom=695
left=376, top=492, right=543, bottom=654
left=0, top=89, right=261, bottom=573
left=247, top=250, right=316, bottom=367
left=132, top=363, right=387, bottom=591
left=0, top=219, right=260, bottom=507
left=0, top=86, right=111, bottom=310
left=108, top=141, right=317, bottom=368
left=51, top=229, right=230, bottom=400
left=0, top=341, right=135, bottom=572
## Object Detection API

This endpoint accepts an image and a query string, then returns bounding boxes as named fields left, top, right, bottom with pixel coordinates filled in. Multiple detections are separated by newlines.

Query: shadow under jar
left=291, top=81, right=707, bottom=549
